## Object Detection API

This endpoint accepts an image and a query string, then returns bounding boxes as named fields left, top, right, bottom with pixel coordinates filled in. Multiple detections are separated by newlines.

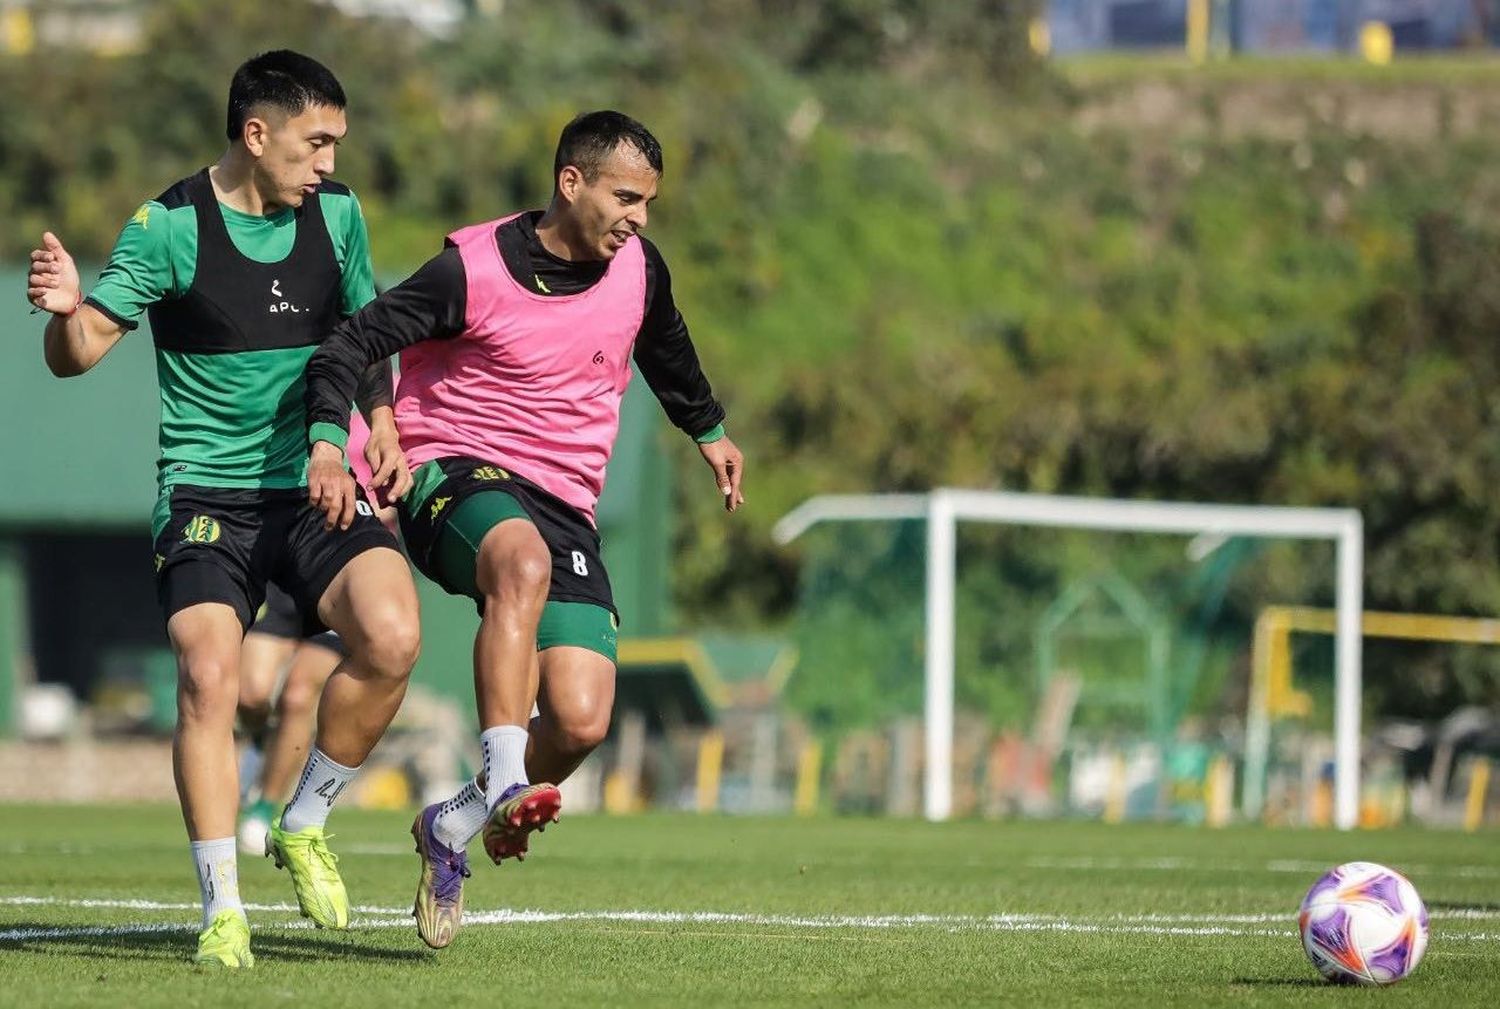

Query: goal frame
left=774, top=489, right=1365, bottom=830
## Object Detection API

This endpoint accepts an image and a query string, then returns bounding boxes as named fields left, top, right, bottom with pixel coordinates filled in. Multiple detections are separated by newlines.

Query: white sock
left=480, top=725, right=530, bottom=810
left=191, top=837, right=242, bottom=928
left=432, top=777, right=489, bottom=850
left=280, top=747, right=359, bottom=833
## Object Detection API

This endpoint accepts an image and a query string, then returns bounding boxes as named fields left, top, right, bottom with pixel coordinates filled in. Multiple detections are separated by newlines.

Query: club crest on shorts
left=181, top=515, right=222, bottom=544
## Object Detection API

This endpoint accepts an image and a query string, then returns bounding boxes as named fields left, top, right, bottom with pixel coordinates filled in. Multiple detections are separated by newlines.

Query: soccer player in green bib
left=25, top=51, right=422, bottom=968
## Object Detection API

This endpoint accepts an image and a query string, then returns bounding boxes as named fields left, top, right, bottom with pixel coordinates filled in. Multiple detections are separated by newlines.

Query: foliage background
left=7, top=0, right=1500, bottom=724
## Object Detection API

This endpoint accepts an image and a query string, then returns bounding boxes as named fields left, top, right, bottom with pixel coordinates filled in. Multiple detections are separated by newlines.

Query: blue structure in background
left=1047, top=0, right=1500, bottom=54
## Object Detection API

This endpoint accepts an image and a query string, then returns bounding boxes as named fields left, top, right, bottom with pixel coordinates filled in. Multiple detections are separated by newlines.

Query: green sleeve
left=309, top=422, right=350, bottom=450
left=86, top=201, right=175, bottom=330
left=329, top=190, right=376, bottom=315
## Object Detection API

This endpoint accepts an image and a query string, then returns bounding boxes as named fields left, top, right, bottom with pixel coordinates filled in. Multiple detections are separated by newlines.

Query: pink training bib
left=394, top=213, right=647, bottom=524
left=347, top=409, right=373, bottom=489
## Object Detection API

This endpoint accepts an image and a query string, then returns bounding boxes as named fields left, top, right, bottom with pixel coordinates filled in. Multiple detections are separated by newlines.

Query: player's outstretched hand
left=364, top=419, right=412, bottom=507
left=309, top=440, right=357, bottom=531
left=27, top=232, right=81, bottom=315
left=699, top=435, right=745, bottom=513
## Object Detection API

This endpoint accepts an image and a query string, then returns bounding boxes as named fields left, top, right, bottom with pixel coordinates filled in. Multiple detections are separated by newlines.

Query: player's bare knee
left=553, top=707, right=611, bottom=755
left=238, top=677, right=274, bottom=718
left=360, top=613, right=420, bottom=683
left=278, top=677, right=320, bottom=719
left=480, top=542, right=550, bottom=610
left=176, top=656, right=237, bottom=721
left=554, top=726, right=606, bottom=758
left=509, top=547, right=552, bottom=600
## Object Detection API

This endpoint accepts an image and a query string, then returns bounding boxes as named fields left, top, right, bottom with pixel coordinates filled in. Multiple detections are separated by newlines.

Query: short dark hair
left=226, top=50, right=347, bottom=142
left=553, top=110, right=663, bottom=189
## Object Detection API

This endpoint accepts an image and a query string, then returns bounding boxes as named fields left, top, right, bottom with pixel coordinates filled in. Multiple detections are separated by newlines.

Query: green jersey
left=88, top=169, right=375, bottom=491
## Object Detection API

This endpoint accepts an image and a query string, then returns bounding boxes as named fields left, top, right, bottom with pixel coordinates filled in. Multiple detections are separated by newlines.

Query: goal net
left=775, top=490, right=1364, bottom=829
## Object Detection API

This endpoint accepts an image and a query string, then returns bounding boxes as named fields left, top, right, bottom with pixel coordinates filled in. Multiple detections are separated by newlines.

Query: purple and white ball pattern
left=1299, top=861, right=1428, bottom=986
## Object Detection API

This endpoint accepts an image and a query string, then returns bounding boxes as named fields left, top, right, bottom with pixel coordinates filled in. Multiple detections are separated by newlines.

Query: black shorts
left=248, top=582, right=348, bottom=655
left=152, top=482, right=398, bottom=634
left=397, top=456, right=616, bottom=620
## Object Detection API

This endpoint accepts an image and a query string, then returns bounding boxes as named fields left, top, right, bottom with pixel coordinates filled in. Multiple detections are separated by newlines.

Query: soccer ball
left=1298, top=861, right=1428, bottom=985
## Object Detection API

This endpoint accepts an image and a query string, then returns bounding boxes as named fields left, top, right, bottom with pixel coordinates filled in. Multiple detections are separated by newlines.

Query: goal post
left=774, top=489, right=1366, bottom=831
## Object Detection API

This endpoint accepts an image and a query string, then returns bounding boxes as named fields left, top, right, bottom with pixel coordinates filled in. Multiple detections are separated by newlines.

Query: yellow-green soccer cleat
left=267, top=819, right=350, bottom=929
left=193, top=909, right=253, bottom=968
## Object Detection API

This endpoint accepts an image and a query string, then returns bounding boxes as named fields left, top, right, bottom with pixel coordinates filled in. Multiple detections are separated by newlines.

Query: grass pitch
left=1, top=805, right=1497, bottom=1007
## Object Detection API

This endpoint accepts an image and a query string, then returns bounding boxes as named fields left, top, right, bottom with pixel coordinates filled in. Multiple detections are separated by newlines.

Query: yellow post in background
left=602, top=772, right=640, bottom=814
left=604, top=709, right=647, bottom=814
left=1266, top=612, right=1313, bottom=718
left=1310, top=777, right=1333, bottom=828
left=794, top=740, right=822, bottom=816
left=1028, top=17, right=1051, bottom=58
left=1465, top=758, right=1491, bottom=833
left=354, top=766, right=411, bottom=810
left=1187, top=0, right=1211, bottom=64
left=1205, top=755, right=1234, bottom=828
left=696, top=730, right=724, bottom=814
left=2, top=7, right=34, bottom=56
left=1360, top=22, right=1394, bottom=65
left=1103, top=751, right=1127, bottom=824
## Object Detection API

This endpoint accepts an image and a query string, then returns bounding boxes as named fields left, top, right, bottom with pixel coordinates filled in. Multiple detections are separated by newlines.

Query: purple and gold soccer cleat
left=410, top=803, right=471, bottom=949
left=481, top=782, right=562, bottom=864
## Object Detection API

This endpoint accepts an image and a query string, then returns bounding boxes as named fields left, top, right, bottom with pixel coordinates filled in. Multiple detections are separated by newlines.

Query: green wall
left=2, top=269, right=159, bottom=528
left=0, top=542, right=23, bottom=733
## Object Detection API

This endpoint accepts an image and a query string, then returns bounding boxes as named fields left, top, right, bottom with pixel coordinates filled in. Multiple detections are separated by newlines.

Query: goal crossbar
left=775, top=489, right=1365, bottom=830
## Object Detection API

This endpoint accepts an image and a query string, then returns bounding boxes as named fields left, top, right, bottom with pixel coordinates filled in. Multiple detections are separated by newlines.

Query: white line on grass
left=3, top=896, right=1498, bottom=944
left=0, top=911, right=1291, bottom=943
left=0, top=923, right=188, bottom=942
left=17, top=915, right=1500, bottom=942
left=0, top=841, right=415, bottom=857
left=5, top=895, right=1500, bottom=923
left=0, top=897, right=306, bottom=913
left=23, top=899, right=1500, bottom=923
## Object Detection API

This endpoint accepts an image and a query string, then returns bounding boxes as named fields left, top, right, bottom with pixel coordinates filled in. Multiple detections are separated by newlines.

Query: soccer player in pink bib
left=303, top=111, right=743, bottom=948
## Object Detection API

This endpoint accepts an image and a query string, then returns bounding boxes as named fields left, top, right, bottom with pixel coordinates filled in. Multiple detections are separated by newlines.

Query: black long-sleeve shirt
left=305, top=211, right=725, bottom=444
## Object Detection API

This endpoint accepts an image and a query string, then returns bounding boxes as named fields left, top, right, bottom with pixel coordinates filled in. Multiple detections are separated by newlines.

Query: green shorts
left=397, top=457, right=618, bottom=662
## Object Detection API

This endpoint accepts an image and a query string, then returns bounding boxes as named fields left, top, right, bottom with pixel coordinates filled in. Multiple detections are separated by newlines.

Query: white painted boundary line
left=0, top=897, right=311, bottom=912
left=0, top=913, right=1285, bottom=944
left=6, top=895, right=1500, bottom=923
left=3, top=896, right=1499, bottom=944
left=5, top=914, right=1500, bottom=945
left=0, top=841, right=415, bottom=857
left=1, top=923, right=188, bottom=942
